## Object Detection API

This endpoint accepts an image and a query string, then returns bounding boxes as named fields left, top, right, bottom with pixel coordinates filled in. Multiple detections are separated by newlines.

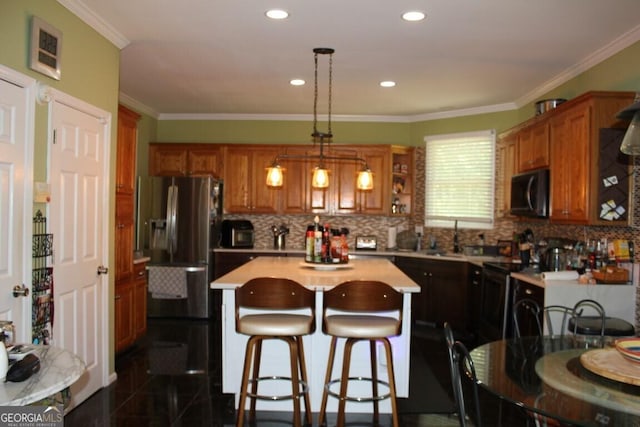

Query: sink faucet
left=453, top=220, right=459, bottom=253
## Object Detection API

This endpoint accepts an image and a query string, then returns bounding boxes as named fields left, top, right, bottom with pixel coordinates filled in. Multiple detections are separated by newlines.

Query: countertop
left=210, top=257, right=421, bottom=292
left=212, top=246, right=505, bottom=266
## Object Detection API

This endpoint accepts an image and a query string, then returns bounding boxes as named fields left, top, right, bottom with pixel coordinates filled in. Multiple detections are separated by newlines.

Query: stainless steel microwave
left=510, top=168, right=549, bottom=217
left=220, top=219, right=255, bottom=248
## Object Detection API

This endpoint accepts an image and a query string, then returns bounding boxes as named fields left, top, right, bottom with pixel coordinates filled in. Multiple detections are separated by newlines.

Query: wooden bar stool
left=235, top=277, right=315, bottom=427
left=318, top=280, right=403, bottom=427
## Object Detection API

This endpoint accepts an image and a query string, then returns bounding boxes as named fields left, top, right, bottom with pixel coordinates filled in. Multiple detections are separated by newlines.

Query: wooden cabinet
left=149, top=143, right=222, bottom=177
left=330, top=146, right=388, bottom=215
left=391, top=146, right=414, bottom=216
left=496, top=133, right=517, bottom=217
left=115, top=105, right=146, bottom=353
left=116, top=105, right=140, bottom=194
left=148, top=142, right=406, bottom=215
left=517, top=120, right=550, bottom=172
left=132, top=263, right=147, bottom=338
left=114, top=281, right=133, bottom=352
left=549, top=103, right=590, bottom=222
left=394, top=257, right=468, bottom=332
left=548, top=92, right=633, bottom=224
left=223, top=146, right=279, bottom=213
left=503, top=91, right=634, bottom=224
left=115, top=262, right=147, bottom=353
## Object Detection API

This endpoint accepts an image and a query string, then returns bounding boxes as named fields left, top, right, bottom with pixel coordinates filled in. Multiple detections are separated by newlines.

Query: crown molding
left=57, top=0, right=130, bottom=49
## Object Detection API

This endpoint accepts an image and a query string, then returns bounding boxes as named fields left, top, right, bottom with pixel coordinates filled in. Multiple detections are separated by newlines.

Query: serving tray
left=580, top=348, right=640, bottom=386
left=299, top=261, right=353, bottom=271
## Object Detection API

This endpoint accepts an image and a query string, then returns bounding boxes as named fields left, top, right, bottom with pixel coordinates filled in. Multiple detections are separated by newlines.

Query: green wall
left=1, top=0, right=120, bottom=372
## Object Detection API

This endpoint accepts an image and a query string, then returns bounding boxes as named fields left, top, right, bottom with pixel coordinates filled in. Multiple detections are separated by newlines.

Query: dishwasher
left=478, top=262, right=524, bottom=344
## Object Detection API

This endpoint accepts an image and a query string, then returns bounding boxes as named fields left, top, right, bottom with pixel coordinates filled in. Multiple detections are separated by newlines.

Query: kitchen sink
left=422, top=249, right=465, bottom=258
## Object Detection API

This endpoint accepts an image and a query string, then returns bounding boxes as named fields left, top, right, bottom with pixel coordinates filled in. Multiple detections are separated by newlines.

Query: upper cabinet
left=116, top=105, right=141, bottom=194
left=503, top=91, right=634, bottom=225
left=223, top=146, right=279, bottom=214
left=548, top=92, right=633, bottom=225
left=147, top=143, right=407, bottom=216
left=496, top=132, right=517, bottom=218
left=517, top=119, right=549, bottom=172
left=149, top=143, right=222, bottom=177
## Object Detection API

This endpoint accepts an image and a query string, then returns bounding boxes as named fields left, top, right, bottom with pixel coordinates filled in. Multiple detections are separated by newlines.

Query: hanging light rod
left=266, top=47, right=374, bottom=190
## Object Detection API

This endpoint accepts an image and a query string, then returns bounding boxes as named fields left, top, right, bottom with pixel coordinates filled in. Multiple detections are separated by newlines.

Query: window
left=424, top=130, right=495, bottom=229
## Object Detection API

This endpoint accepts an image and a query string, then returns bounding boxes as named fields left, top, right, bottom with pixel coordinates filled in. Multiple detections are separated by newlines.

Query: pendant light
left=617, top=97, right=640, bottom=155
left=266, top=48, right=373, bottom=190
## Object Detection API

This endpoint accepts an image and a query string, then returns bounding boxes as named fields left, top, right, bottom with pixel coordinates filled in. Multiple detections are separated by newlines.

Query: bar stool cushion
left=325, top=314, right=400, bottom=338
left=569, top=316, right=635, bottom=337
left=237, top=313, right=313, bottom=336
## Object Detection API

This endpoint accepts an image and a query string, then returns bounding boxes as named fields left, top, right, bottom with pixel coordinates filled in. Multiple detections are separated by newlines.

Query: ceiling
left=62, top=0, right=640, bottom=120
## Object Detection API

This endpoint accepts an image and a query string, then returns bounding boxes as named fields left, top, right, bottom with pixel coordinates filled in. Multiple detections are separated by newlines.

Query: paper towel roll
left=388, top=227, right=397, bottom=249
left=541, top=270, right=579, bottom=281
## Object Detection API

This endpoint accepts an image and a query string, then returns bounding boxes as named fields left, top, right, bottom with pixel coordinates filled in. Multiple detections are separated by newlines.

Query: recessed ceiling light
left=290, top=79, right=305, bottom=86
left=266, top=9, right=289, bottom=20
left=380, top=81, right=396, bottom=88
left=402, top=11, right=425, bottom=22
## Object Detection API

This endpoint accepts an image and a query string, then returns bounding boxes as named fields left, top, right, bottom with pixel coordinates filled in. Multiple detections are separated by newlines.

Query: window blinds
left=424, top=130, right=495, bottom=229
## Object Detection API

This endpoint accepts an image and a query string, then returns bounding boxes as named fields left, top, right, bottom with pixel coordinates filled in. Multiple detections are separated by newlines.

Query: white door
left=49, top=95, right=110, bottom=408
left=0, top=72, right=34, bottom=343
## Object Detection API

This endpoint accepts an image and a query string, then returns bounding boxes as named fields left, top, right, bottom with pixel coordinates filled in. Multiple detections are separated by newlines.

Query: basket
left=592, top=267, right=629, bottom=284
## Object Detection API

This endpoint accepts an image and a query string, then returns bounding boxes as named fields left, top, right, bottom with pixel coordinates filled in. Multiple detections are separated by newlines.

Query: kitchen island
left=210, top=256, right=420, bottom=413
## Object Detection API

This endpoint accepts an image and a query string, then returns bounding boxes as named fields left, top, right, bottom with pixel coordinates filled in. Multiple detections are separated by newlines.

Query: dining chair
left=512, top=298, right=543, bottom=338
left=234, top=277, right=315, bottom=427
left=444, top=322, right=482, bottom=427
left=318, top=280, right=403, bottom=427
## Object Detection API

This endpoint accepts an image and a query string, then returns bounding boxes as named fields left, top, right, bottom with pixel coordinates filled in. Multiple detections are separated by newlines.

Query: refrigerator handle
left=169, top=185, right=179, bottom=255
left=165, top=185, right=173, bottom=251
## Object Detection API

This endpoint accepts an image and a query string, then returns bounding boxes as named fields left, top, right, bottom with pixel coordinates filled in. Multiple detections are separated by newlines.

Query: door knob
left=12, top=285, right=29, bottom=298
left=97, top=265, right=109, bottom=275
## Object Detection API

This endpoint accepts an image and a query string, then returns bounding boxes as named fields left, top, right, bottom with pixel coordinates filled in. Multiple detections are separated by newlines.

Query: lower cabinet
left=511, top=277, right=545, bottom=338
left=115, top=281, right=133, bottom=353
left=467, top=264, right=483, bottom=339
left=115, top=262, right=147, bottom=353
left=394, top=257, right=468, bottom=332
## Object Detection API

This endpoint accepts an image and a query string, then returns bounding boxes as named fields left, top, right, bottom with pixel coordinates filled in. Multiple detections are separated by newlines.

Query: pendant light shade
left=357, top=167, right=374, bottom=190
left=312, top=166, right=330, bottom=188
left=265, top=48, right=374, bottom=190
left=620, top=110, right=640, bottom=155
left=617, top=98, right=640, bottom=155
left=266, top=163, right=284, bottom=187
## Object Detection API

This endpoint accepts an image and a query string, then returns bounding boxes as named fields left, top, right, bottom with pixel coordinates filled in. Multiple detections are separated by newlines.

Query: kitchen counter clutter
left=211, top=257, right=419, bottom=414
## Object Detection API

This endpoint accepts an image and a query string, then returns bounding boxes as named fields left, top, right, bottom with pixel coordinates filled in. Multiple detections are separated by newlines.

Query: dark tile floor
left=64, top=318, right=527, bottom=426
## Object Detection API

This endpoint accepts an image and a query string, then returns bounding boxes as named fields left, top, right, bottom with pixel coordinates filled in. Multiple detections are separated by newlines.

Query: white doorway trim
left=0, top=64, right=35, bottom=343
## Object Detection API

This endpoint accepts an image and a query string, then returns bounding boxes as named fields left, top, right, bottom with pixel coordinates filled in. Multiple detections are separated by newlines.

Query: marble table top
left=0, top=345, right=85, bottom=406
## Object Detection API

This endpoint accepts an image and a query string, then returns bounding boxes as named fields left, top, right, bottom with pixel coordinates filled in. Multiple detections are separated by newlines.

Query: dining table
left=470, top=336, right=640, bottom=426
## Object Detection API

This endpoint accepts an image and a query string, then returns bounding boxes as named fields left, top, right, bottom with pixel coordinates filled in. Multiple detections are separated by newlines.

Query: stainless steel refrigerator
left=136, top=176, right=223, bottom=318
